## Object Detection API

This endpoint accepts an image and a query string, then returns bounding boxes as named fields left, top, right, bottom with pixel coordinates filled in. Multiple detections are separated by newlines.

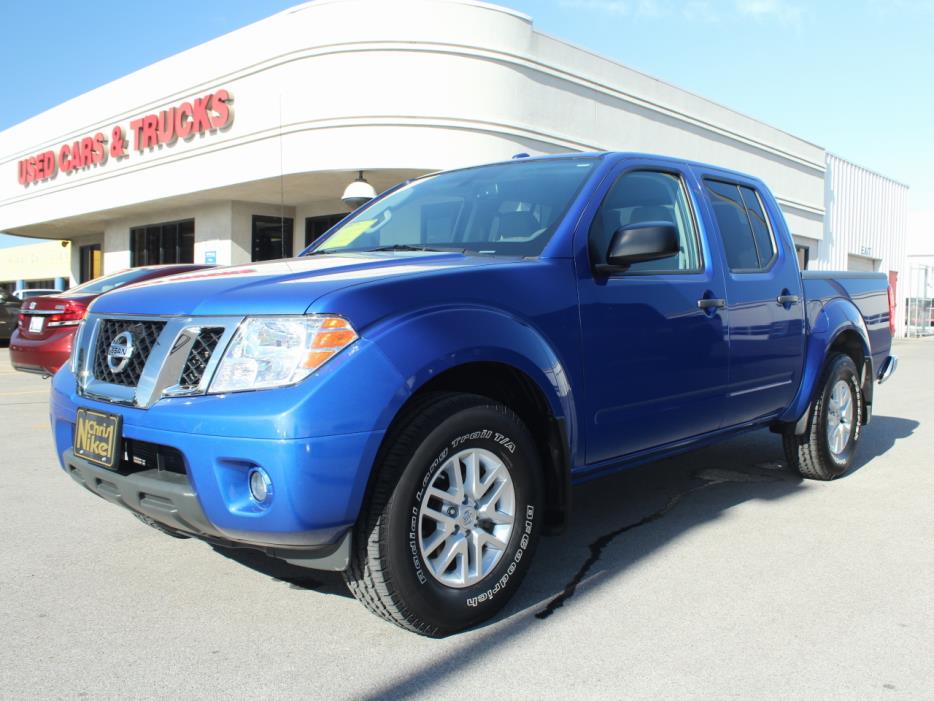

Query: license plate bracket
left=74, top=408, right=122, bottom=470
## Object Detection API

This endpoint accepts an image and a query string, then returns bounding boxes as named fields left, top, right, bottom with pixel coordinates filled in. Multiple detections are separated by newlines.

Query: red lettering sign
left=16, top=89, right=233, bottom=187
left=18, top=150, right=56, bottom=185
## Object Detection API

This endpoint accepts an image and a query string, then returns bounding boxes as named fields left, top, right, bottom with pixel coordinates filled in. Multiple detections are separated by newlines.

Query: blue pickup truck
left=52, top=153, right=896, bottom=635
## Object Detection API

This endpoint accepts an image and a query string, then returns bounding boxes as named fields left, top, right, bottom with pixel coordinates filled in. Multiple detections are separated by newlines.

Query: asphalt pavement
left=1, top=340, right=931, bottom=699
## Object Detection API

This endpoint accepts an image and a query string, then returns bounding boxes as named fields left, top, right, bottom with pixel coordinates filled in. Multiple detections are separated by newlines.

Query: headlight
left=209, top=315, right=358, bottom=393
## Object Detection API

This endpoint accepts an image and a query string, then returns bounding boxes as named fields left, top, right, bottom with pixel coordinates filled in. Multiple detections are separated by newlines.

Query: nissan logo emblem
left=107, top=331, right=136, bottom=373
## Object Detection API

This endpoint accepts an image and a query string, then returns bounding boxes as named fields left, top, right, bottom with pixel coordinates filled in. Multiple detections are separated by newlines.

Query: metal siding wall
left=820, top=153, right=909, bottom=336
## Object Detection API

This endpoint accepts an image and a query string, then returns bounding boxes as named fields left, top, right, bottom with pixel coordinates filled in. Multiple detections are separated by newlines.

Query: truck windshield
left=308, top=157, right=597, bottom=257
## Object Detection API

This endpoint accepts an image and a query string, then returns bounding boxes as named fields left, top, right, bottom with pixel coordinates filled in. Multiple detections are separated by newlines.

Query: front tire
left=344, top=393, right=543, bottom=636
left=783, top=353, right=863, bottom=480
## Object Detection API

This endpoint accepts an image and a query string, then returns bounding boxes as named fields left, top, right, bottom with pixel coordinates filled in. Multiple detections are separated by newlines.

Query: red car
left=10, top=264, right=213, bottom=376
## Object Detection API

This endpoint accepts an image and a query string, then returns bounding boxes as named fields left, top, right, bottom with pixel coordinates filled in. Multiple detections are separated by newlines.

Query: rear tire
left=783, top=353, right=863, bottom=480
left=344, top=393, right=543, bottom=636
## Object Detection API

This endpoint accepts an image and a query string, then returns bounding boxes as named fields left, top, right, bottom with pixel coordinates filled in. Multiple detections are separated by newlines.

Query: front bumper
left=51, top=359, right=398, bottom=569
left=63, top=448, right=353, bottom=568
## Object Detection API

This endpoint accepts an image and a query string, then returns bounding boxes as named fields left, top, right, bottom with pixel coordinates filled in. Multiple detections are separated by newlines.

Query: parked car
left=0, top=287, right=22, bottom=342
left=13, top=288, right=60, bottom=301
left=50, top=153, right=896, bottom=636
left=10, top=264, right=213, bottom=376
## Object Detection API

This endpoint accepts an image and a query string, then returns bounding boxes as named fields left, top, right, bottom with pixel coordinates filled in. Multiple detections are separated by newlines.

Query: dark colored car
left=10, top=264, right=213, bottom=376
left=0, top=287, right=23, bottom=342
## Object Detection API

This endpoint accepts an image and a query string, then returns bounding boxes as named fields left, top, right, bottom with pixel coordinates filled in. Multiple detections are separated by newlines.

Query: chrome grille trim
left=75, top=314, right=243, bottom=409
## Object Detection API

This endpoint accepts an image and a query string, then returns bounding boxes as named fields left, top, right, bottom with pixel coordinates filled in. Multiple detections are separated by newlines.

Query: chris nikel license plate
left=74, top=408, right=122, bottom=469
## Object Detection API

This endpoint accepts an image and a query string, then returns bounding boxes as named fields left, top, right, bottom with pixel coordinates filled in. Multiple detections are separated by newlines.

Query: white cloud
left=682, top=1, right=720, bottom=22
left=635, top=0, right=665, bottom=17
left=556, top=0, right=677, bottom=17
left=558, top=0, right=807, bottom=24
left=557, top=0, right=632, bottom=15
left=735, top=0, right=805, bottom=25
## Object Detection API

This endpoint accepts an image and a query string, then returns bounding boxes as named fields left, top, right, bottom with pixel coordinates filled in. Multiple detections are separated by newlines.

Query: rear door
left=577, top=160, right=730, bottom=464
left=698, top=175, right=805, bottom=426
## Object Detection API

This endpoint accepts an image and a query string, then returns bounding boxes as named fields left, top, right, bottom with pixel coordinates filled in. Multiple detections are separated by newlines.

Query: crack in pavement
left=535, top=466, right=789, bottom=620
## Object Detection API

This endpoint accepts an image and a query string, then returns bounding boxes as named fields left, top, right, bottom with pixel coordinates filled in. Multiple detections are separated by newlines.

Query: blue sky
left=2, top=0, right=931, bottom=247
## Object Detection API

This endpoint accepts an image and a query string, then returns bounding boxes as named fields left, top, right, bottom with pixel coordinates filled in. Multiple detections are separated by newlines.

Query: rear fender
left=778, top=298, right=871, bottom=432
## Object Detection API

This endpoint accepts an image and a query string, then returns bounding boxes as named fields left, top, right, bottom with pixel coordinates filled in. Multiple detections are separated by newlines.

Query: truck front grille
left=76, top=313, right=238, bottom=408
left=178, top=328, right=225, bottom=390
left=93, top=319, right=166, bottom=387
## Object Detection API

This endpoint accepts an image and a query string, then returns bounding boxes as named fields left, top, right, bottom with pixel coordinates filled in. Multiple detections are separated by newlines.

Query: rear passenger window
left=705, top=179, right=776, bottom=272
left=739, top=186, right=776, bottom=268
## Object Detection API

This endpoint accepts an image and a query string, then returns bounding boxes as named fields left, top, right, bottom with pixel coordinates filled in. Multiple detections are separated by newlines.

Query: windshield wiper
left=305, top=244, right=466, bottom=256
left=363, top=244, right=465, bottom=253
left=304, top=248, right=347, bottom=256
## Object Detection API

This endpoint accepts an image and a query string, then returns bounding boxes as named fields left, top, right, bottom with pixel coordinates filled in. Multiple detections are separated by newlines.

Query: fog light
left=248, top=468, right=273, bottom=504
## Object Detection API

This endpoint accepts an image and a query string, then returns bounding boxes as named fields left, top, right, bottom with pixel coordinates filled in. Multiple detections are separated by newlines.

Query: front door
left=578, top=165, right=730, bottom=465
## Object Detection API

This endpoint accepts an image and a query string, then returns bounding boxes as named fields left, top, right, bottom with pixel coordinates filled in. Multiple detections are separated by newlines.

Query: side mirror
left=596, top=222, right=679, bottom=274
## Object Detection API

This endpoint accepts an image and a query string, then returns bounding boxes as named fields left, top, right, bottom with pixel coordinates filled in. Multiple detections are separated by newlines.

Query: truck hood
left=89, top=252, right=498, bottom=317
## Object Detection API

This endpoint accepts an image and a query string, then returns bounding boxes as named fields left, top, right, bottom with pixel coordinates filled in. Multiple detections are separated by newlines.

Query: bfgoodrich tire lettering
left=783, top=353, right=863, bottom=480
left=344, top=393, right=543, bottom=636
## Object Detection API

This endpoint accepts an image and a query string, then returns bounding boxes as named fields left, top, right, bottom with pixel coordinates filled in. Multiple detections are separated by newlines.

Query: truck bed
left=802, top=270, right=892, bottom=374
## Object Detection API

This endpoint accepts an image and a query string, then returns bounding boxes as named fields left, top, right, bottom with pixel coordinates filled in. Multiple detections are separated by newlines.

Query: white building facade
left=0, top=0, right=909, bottom=330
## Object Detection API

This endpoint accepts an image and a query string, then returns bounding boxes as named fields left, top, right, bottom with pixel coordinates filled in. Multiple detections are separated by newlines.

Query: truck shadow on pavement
left=213, top=415, right=919, bottom=645
left=212, top=546, right=351, bottom=597
left=842, top=415, right=919, bottom=477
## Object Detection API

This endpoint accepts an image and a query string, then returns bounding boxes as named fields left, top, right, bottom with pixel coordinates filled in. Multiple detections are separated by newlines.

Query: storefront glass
left=130, top=219, right=194, bottom=267
left=252, top=215, right=293, bottom=261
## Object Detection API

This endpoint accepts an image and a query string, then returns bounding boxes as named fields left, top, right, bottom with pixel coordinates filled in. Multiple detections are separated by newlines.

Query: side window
left=705, top=179, right=776, bottom=272
left=739, top=186, right=776, bottom=267
left=589, top=171, right=701, bottom=273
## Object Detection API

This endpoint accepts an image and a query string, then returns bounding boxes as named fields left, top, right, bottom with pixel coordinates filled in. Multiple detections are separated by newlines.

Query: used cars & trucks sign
left=16, top=89, right=232, bottom=186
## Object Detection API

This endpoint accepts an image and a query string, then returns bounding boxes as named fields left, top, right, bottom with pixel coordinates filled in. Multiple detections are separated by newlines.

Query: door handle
left=697, top=298, right=726, bottom=311
left=776, top=294, right=800, bottom=306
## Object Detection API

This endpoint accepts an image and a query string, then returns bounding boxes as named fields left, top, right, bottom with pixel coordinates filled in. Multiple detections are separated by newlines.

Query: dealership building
left=0, top=0, right=910, bottom=333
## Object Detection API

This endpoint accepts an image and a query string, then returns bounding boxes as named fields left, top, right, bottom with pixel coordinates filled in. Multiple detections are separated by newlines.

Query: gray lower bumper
left=63, top=449, right=350, bottom=571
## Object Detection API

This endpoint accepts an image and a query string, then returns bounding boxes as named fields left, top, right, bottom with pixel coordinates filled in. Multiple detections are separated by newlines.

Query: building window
left=25, top=279, right=56, bottom=289
left=130, top=219, right=194, bottom=267
left=795, top=245, right=810, bottom=270
left=253, top=215, right=294, bottom=261
left=305, top=214, right=344, bottom=247
left=80, top=244, right=102, bottom=282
